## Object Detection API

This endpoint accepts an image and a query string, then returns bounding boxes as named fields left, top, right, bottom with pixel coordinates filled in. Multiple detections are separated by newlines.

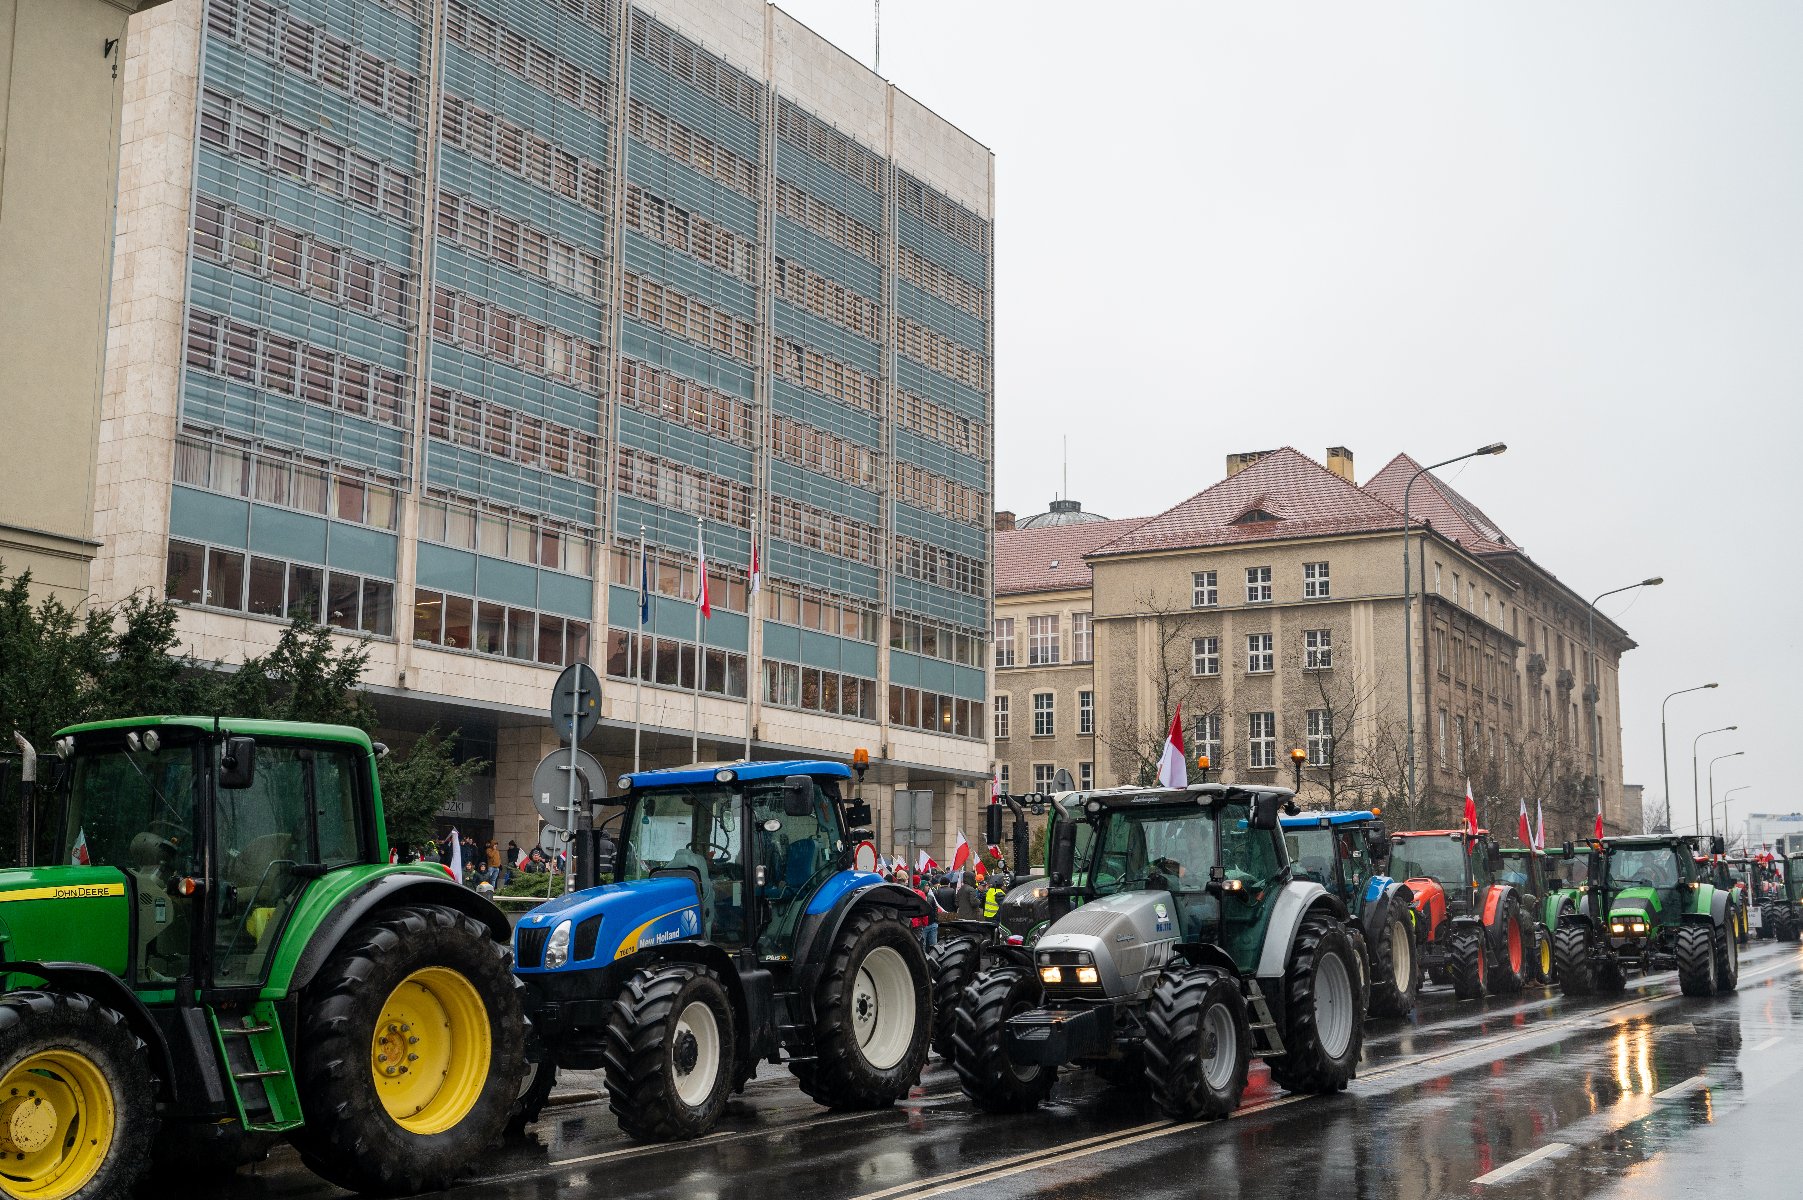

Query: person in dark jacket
left=955, top=875, right=985, bottom=920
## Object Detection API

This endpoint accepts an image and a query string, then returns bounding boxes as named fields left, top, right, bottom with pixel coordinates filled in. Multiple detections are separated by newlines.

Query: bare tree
left=1098, top=588, right=1231, bottom=785
left=1284, top=642, right=1397, bottom=810
left=1641, top=792, right=1668, bottom=834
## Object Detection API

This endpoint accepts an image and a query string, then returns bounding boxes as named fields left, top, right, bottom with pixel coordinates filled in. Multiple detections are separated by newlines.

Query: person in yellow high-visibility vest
left=983, top=880, right=1005, bottom=918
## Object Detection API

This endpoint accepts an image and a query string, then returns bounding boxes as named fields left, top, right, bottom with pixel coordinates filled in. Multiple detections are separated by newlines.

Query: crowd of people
left=887, top=861, right=1017, bottom=950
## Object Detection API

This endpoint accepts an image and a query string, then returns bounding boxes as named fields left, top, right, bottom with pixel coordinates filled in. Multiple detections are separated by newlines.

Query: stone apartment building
left=995, top=448, right=1638, bottom=841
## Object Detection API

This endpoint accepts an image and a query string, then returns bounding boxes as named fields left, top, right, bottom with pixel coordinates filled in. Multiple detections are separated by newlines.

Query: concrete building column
left=493, top=723, right=562, bottom=854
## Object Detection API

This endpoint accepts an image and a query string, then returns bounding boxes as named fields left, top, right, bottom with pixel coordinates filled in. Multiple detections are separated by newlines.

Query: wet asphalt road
left=194, top=942, right=1803, bottom=1200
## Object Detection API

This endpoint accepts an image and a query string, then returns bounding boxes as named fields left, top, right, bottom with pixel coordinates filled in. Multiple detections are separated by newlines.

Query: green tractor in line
left=1695, top=853, right=1750, bottom=946
left=1554, top=834, right=1739, bottom=997
left=1751, top=853, right=1802, bottom=942
left=1497, top=846, right=1565, bottom=985
left=0, top=718, right=524, bottom=1200
left=951, top=782, right=1364, bottom=1120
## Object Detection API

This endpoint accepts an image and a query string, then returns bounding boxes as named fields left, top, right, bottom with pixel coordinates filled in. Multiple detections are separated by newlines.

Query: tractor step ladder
left=211, top=1003, right=303, bottom=1132
left=1247, top=984, right=1286, bottom=1057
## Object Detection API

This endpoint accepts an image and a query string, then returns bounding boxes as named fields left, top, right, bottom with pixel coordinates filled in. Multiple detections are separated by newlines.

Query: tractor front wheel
left=1554, top=925, right=1594, bottom=995
left=1675, top=924, right=1717, bottom=997
left=290, top=904, right=525, bottom=1196
left=1366, top=905, right=1418, bottom=1018
left=603, top=964, right=736, bottom=1141
left=0, top=991, right=156, bottom=1200
left=1449, top=928, right=1487, bottom=1000
left=951, top=967, right=1055, bottom=1112
left=928, top=935, right=983, bottom=1060
left=1266, top=913, right=1363, bottom=1095
left=1145, top=966, right=1249, bottom=1119
left=791, top=907, right=931, bottom=1110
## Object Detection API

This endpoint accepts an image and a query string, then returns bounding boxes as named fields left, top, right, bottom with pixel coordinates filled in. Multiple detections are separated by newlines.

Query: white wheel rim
left=671, top=1000, right=721, bottom=1108
left=1391, top=923, right=1412, bottom=987
left=1315, top=950, right=1355, bottom=1060
left=1201, top=1000, right=1237, bottom=1090
left=1727, top=928, right=1738, bottom=973
left=852, top=945, right=915, bottom=1071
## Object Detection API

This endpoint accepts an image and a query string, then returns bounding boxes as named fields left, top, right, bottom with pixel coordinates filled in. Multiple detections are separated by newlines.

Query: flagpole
left=692, top=515, right=703, bottom=762
left=633, top=525, right=646, bottom=772
left=744, top=516, right=757, bottom=761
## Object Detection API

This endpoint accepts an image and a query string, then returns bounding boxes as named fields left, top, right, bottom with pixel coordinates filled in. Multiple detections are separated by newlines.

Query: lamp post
left=1692, top=725, right=1736, bottom=834
left=1402, top=442, right=1506, bottom=810
left=1585, top=577, right=1662, bottom=828
left=1718, top=785, right=1751, bottom=851
left=1707, top=752, right=1744, bottom=842
left=1660, top=683, right=1718, bottom=831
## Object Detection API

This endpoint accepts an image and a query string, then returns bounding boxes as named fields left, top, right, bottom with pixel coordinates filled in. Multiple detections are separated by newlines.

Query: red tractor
left=1390, top=829, right=1532, bottom=1000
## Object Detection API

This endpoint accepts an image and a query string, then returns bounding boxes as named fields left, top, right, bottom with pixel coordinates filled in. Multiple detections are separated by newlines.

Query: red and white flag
left=748, top=527, right=761, bottom=598
left=1156, top=706, right=1187, bottom=788
left=1517, top=797, right=1532, bottom=846
left=448, top=826, right=463, bottom=883
left=991, top=768, right=1001, bottom=803
left=916, top=848, right=937, bottom=873
left=71, top=828, right=90, bottom=867
left=1594, top=809, right=1605, bottom=839
left=1534, top=800, right=1545, bottom=850
left=1463, top=782, right=1479, bottom=835
left=695, top=528, right=711, bottom=618
left=951, top=830, right=971, bottom=871
left=517, top=847, right=532, bottom=870
left=389, top=846, right=399, bottom=865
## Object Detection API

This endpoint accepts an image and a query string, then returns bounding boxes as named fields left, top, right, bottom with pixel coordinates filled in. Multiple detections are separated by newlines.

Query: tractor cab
left=1279, top=810, right=1390, bottom=907
left=1498, top=846, right=1546, bottom=900
left=1390, top=829, right=1500, bottom=926
left=1594, top=836, right=1699, bottom=945
left=1391, top=830, right=1532, bottom=999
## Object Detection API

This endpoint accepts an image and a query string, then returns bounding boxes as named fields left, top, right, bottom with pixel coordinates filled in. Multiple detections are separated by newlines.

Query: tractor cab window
left=1390, top=837, right=1465, bottom=887
left=1091, top=810, right=1214, bottom=900
left=621, top=787, right=745, bottom=945
left=1285, top=828, right=1339, bottom=893
left=1218, top=801, right=1283, bottom=970
left=1607, top=846, right=1686, bottom=915
left=1499, top=853, right=1534, bottom=896
left=749, top=779, right=843, bottom=960
left=1467, top=839, right=1494, bottom=889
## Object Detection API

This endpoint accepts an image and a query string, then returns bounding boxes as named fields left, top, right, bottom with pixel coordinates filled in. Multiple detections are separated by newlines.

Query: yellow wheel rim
left=1539, top=936, right=1553, bottom=978
left=370, top=967, right=491, bottom=1136
left=0, top=1050, right=116, bottom=1200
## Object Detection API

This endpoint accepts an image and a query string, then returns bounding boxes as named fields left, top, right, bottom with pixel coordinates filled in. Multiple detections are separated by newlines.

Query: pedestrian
left=933, top=873, right=957, bottom=913
left=955, top=872, right=984, bottom=920
left=484, top=839, right=503, bottom=886
left=983, top=875, right=1007, bottom=919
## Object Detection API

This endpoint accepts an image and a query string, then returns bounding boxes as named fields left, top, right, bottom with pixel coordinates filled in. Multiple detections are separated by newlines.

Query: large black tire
left=603, top=964, right=736, bottom=1141
left=1366, top=905, right=1418, bottom=1018
left=1675, top=924, right=1717, bottom=997
left=928, top=935, right=983, bottom=1060
left=1145, top=966, right=1250, bottom=1119
left=1266, top=913, right=1363, bottom=1095
left=1736, top=906, right=1749, bottom=948
left=790, top=907, right=931, bottom=1110
left=1782, top=909, right=1801, bottom=944
left=1488, top=901, right=1529, bottom=995
left=1713, top=918, right=1740, bottom=993
left=505, top=1059, right=557, bottom=1136
left=1449, top=927, right=1487, bottom=1000
left=0, top=991, right=157, bottom=1200
left=1594, top=953, right=1627, bottom=996
left=951, top=967, right=1056, bottom=1112
left=1554, top=925, right=1595, bottom=995
left=1757, top=904, right=1776, bottom=939
left=289, top=904, right=525, bottom=1196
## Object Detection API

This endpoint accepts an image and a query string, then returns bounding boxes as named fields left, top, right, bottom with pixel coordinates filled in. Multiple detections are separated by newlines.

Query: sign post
left=550, top=662, right=601, bottom=891
left=892, top=789, right=934, bottom=874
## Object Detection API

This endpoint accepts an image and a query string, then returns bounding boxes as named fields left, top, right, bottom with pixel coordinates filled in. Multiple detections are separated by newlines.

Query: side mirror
left=782, top=776, right=814, bottom=818
left=1049, top=820, right=1078, bottom=886
left=1250, top=792, right=1283, bottom=831
left=1562, top=840, right=1575, bottom=858
left=843, top=800, right=872, bottom=829
left=1712, top=836, right=1727, bottom=857
left=1366, top=829, right=1391, bottom=864
left=218, top=737, right=256, bottom=790
left=1488, top=841, right=1505, bottom=871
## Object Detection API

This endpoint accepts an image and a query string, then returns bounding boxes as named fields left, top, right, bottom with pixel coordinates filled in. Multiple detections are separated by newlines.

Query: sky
left=777, top=1, right=1803, bottom=834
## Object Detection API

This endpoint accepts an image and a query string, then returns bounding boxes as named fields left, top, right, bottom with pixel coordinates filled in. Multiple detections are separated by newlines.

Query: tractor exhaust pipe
left=11, top=733, right=35, bottom=869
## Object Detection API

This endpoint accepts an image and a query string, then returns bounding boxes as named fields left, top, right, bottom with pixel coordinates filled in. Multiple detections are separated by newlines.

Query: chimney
left=1326, top=446, right=1355, bottom=482
left=993, top=510, right=1016, bottom=532
left=1226, top=450, right=1273, bottom=478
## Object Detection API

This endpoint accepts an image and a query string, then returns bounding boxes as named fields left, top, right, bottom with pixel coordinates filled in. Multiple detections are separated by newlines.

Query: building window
left=1247, top=633, right=1274, bottom=674
left=1249, top=712, right=1276, bottom=768
left=1306, top=710, right=1333, bottom=767
left=165, top=539, right=394, bottom=636
left=755, top=659, right=870, bottom=717
left=1304, top=629, right=1333, bottom=670
left=1192, top=636, right=1219, bottom=677
left=1027, top=615, right=1061, bottom=666
left=1079, top=762, right=1094, bottom=790
left=1303, top=561, right=1330, bottom=599
left=994, top=694, right=1011, bottom=740
left=1033, top=763, right=1057, bottom=793
left=1078, top=690, right=1094, bottom=736
left=413, top=587, right=590, bottom=667
left=1438, top=708, right=1449, bottom=766
left=1246, top=566, right=1272, bottom=603
left=1435, top=629, right=1449, bottom=677
left=1455, top=715, right=1467, bottom=773
left=1194, top=713, right=1221, bottom=768
left=1072, top=612, right=1093, bottom=663
left=1032, top=693, right=1055, bottom=737
left=1434, top=562, right=1443, bottom=594
left=885, top=685, right=981, bottom=739
left=998, top=764, right=1010, bottom=796
left=1192, top=571, right=1217, bottom=608
left=993, top=617, right=1015, bottom=667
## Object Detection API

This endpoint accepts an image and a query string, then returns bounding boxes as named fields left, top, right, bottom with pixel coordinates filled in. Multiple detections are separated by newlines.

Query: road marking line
left=1652, top=1074, right=1709, bottom=1100
left=1471, top=1142, right=1573, bottom=1186
left=1749, top=1035, right=1783, bottom=1053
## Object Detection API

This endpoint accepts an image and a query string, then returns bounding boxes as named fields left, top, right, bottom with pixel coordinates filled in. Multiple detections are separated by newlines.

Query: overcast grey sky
left=781, top=1, right=1803, bottom=831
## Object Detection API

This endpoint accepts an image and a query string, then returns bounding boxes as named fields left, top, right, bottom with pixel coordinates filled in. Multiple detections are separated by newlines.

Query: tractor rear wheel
left=0, top=991, right=156, bottom=1200
left=1757, top=905, right=1776, bottom=939
left=1366, top=904, right=1418, bottom=1018
left=505, top=1059, right=557, bottom=1135
left=604, top=964, right=736, bottom=1141
left=1554, top=925, right=1594, bottom=995
left=791, top=907, right=930, bottom=1110
left=1266, top=913, right=1362, bottom=1095
left=1449, top=928, right=1487, bottom=1000
left=1675, top=924, right=1717, bottom=997
left=1783, top=909, right=1801, bottom=943
left=1532, top=924, right=1555, bottom=985
left=1713, top=919, right=1740, bottom=993
left=290, top=904, right=525, bottom=1196
left=928, top=935, right=983, bottom=1060
left=1488, top=902, right=1528, bottom=995
left=1145, top=966, right=1249, bottom=1119
left=952, top=968, right=1056, bottom=1112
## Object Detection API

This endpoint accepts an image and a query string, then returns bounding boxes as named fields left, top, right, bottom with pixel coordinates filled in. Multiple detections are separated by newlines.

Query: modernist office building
left=97, top=0, right=995, bottom=854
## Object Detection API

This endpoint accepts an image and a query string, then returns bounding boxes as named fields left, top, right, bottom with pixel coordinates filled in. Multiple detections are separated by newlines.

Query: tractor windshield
left=1606, top=846, right=1684, bottom=891
left=1285, top=828, right=1338, bottom=889
left=59, top=734, right=203, bottom=877
left=1091, top=809, right=1215, bottom=898
left=1390, top=836, right=1468, bottom=887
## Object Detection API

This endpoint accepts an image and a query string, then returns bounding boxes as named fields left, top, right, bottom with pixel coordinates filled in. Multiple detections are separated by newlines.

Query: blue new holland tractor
left=512, top=759, right=933, bottom=1140
left=1281, top=810, right=1420, bottom=1017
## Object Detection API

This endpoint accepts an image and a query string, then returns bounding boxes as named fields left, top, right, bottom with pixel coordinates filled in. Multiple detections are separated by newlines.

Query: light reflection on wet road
left=196, top=942, right=1803, bottom=1200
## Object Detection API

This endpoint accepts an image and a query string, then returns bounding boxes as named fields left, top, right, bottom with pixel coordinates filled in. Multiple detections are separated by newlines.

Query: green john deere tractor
left=1554, top=834, right=1738, bottom=997
left=0, top=718, right=524, bottom=1200
left=1752, top=853, right=1802, bottom=942
left=1497, top=846, right=1560, bottom=985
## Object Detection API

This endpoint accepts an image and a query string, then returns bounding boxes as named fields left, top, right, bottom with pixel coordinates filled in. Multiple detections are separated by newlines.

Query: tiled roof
left=1088, top=448, right=1407, bottom=558
left=1364, top=454, right=1519, bottom=556
left=996, top=516, right=1150, bottom=595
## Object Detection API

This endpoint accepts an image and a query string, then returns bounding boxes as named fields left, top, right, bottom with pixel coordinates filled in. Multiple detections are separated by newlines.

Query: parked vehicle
left=1696, top=852, right=1749, bottom=946
left=1281, top=810, right=1419, bottom=1016
left=1751, top=852, right=1801, bottom=942
left=1497, top=846, right=1559, bottom=984
left=1390, top=830, right=1531, bottom=1000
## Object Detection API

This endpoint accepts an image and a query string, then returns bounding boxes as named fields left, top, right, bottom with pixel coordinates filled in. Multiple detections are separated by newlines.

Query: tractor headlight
left=1630, top=920, right=1646, bottom=933
left=1076, top=966, right=1100, bottom=985
left=543, top=920, right=573, bottom=969
left=1611, top=922, right=1626, bottom=934
left=1040, top=966, right=1063, bottom=985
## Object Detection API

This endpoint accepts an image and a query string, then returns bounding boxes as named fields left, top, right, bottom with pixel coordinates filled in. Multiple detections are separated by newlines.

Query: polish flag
left=389, top=847, right=399, bottom=865
left=1594, top=810, right=1605, bottom=839
left=1517, top=797, right=1532, bottom=847
left=71, top=829, right=90, bottom=867
left=1534, top=800, right=1545, bottom=850
left=748, top=528, right=761, bottom=598
left=695, top=529, right=711, bottom=618
left=517, top=847, right=532, bottom=870
left=951, top=831, right=971, bottom=871
left=991, top=768, right=1001, bottom=803
left=916, top=849, right=937, bottom=873
left=1156, top=706, right=1187, bottom=789
left=1463, top=782, right=1478, bottom=835
left=447, top=827, right=463, bottom=883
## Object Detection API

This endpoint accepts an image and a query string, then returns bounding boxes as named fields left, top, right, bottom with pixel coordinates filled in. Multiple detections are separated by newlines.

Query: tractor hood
left=515, top=875, right=702, bottom=972
left=1609, top=889, right=1660, bottom=918
left=0, top=866, right=132, bottom=977
left=1037, top=890, right=1179, bottom=998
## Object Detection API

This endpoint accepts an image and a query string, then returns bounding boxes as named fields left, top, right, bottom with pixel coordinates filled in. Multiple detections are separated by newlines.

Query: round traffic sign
left=530, top=747, right=608, bottom=828
left=853, top=841, right=877, bottom=873
left=551, top=662, right=602, bottom=741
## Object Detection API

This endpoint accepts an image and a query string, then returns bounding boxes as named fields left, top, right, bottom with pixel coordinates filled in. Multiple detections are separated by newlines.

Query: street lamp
left=1692, top=725, right=1736, bottom=834
left=1585, top=577, right=1662, bottom=827
left=1718, top=785, right=1752, bottom=851
left=1707, top=752, right=1744, bottom=841
left=1402, top=442, right=1507, bottom=808
left=1660, top=683, right=1718, bottom=831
